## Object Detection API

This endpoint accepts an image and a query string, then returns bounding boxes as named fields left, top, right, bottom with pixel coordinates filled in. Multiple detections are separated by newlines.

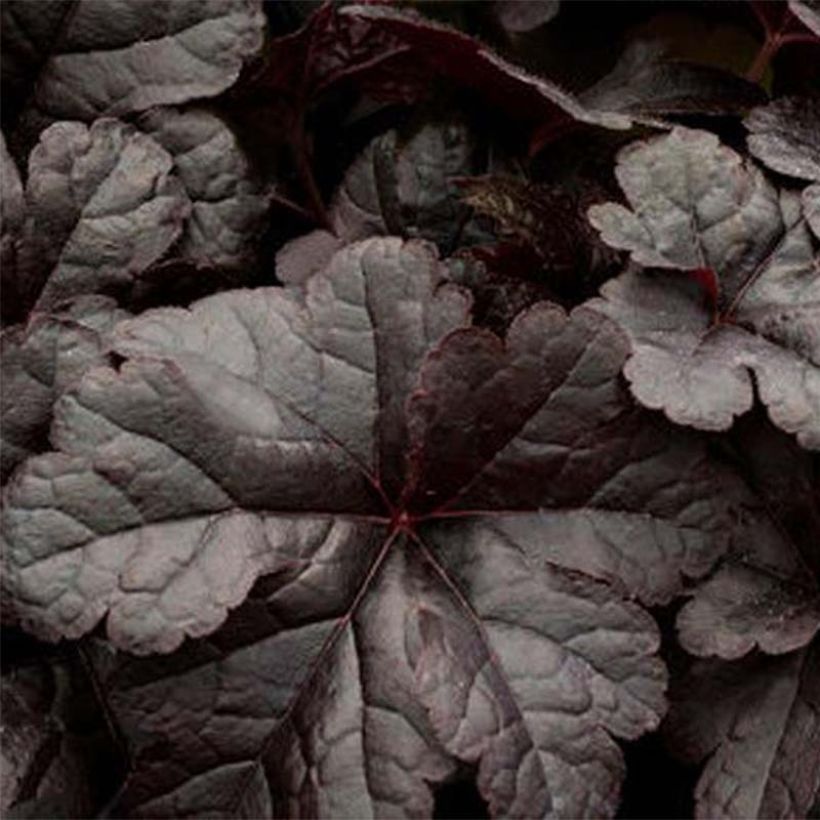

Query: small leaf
left=746, top=96, right=820, bottom=182
left=589, top=128, right=820, bottom=447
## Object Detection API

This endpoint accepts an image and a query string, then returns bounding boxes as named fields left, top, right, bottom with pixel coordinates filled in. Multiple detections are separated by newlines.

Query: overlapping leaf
left=6, top=118, right=190, bottom=323
left=277, top=121, right=490, bottom=285
left=664, top=416, right=820, bottom=818
left=746, top=96, right=820, bottom=182
left=340, top=5, right=633, bottom=131
left=1, top=0, right=264, bottom=140
left=2, top=235, right=790, bottom=817
left=588, top=127, right=820, bottom=448
left=1, top=296, right=128, bottom=482
left=664, top=648, right=820, bottom=820
left=137, top=107, right=269, bottom=270
left=0, top=641, right=124, bottom=818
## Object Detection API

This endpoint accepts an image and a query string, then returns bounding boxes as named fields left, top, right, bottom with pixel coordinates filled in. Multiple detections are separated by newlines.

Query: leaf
left=746, top=96, right=820, bottom=182
left=788, top=0, right=820, bottom=36
left=581, top=40, right=767, bottom=118
left=0, top=641, right=124, bottom=818
left=805, top=182, right=820, bottom=238
left=1, top=132, right=23, bottom=313
left=12, top=119, right=190, bottom=319
left=253, top=0, right=430, bottom=112
left=493, top=0, right=560, bottom=35
left=676, top=413, right=820, bottom=660
left=3, top=235, right=786, bottom=817
left=137, top=107, right=270, bottom=270
left=340, top=5, right=633, bottom=132
left=1, top=296, right=128, bottom=483
left=277, top=121, right=490, bottom=285
left=588, top=127, right=820, bottom=448
left=677, top=562, right=820, bottom=658
left=1, top=0, right=265, bottom=140
left=664, top=647, right=820, bottom=819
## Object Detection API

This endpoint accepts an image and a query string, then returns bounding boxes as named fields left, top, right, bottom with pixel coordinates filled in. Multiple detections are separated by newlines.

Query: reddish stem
left=290, top=114, right=332, bottom=231
left=746, top=32, right=781, bottom=83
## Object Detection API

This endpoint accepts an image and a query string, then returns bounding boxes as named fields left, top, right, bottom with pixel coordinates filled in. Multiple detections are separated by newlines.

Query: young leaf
left=588, top=127, right=820, bottom=448
left=2, top=236, right=784, bottom=817
left=1, top=296, right=128, bottom=482
left=1, top=0, right=265, bottom=140
left=746, top=96, right=820, bottom=182
left=277, top=122, right=489, bottom=284
left=664, top=648, right=820, bottom=820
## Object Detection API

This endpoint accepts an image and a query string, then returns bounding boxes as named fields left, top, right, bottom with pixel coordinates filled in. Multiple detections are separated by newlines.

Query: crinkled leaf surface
left=664, top=647, right=820, bottom=819
left=1, top=296, right=128, bottom=483
left=2, top=235, right=792, bottom=817
left=277, top=122, right=490, bottom=285
left=137, top=107, right=269, bottom=270
left=746, top=96, right=820, bottom=182
left=581, top=41, right=766, bottom=119
left=10, top=118, right=190, bottom=320
left=588, top=127, right=820, bottom=448
left=1, top=0, right=264, bottom=140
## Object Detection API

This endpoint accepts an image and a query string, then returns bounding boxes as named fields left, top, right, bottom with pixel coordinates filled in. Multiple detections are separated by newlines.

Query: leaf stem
left=746, top=33, right=780, bottom=84
left=290, top=114, right=332, bottom=232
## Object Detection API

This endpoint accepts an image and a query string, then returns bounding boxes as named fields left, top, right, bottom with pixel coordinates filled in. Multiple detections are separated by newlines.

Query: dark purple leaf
left=340, top=5, right=633, bottom=132
left=1, top=0, right=265, bottom=140
left=746, top=96, right=820, bottom=182
left=3, top=235, right=788, bottom=817
left=249, top=1, right=431, bottom=122
left=664, top=647, right=820, bottom=819
left=588, top=127, right=820, bottom=448
left=1, top=296, right=128, bottom=482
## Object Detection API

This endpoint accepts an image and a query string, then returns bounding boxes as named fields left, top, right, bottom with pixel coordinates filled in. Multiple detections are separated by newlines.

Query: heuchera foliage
left=0, top=2, right=819, bottom=819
